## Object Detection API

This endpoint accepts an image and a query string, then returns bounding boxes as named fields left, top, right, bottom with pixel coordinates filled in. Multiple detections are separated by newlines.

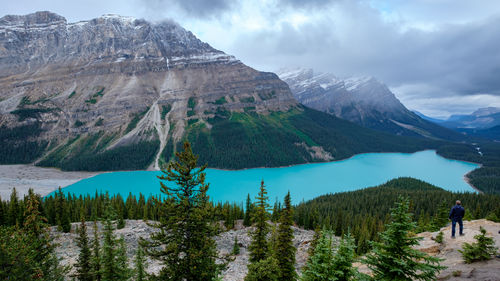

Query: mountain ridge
left=278, top=68, right=465, bottom=141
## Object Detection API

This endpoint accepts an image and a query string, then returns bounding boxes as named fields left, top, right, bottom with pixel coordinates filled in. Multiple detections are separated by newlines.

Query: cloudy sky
left=2, top=0, right=500, bottom=118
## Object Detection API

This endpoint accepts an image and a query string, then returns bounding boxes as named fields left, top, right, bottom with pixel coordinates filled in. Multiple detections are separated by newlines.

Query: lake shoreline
left=0, top=149, right=481, bottom=199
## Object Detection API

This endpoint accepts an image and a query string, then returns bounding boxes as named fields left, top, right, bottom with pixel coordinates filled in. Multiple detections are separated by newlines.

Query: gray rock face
left=52, top=220, right=315, bottom=281
left=0, top=11, right=297, bottom=168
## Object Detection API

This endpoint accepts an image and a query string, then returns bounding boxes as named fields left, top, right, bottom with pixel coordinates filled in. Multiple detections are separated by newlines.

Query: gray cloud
left=228, top=5, right=500, bottom=102
left=137, top=0, right=235, bottom=19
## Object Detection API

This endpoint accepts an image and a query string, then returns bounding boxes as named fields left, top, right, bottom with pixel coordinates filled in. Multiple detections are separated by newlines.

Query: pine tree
left=0, top=195, right=4, bottom=226
left=459, top=226, right=498, bottom=263
left=301, top=229, right=335, bottom=281
left=8, top=187, right=19, bottom=226
left=5, top=188, right=68, bottom=280
left=362, top=197, right=445, bottom=281
left=141, top=141, right=218, bottom=281
left=73, top=214, right=93, bottom=281
left=91, top=221, right=102, bottom=281
left=55, top=188, right=71, bottom=233
left=275, top=191, right=297, bottom=281
left=331, top=232, right=358, bottom=281
left=248, top=180, right=270, bottom=263
left=101, top=217, right=130, bottom=280
left=243, top=193, right=253, bottom=227
left=245, top=256, right=280, bottom=281
left=134, top=245, right=147, bottom=281
left=116, top=237, right=132, bottom=280
left=232, top=236, right=241, bottom=255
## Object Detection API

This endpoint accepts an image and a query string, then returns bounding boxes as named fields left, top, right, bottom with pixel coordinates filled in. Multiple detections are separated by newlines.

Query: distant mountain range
left=414, top=108, right=500, bottom=141
left=0, top=11, right=440, bottom=171
left=277, top=68, right=464, bottom=141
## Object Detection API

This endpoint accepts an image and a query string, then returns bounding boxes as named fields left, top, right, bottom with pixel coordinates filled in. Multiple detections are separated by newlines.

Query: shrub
left=459, top=227, right=498, bottom=263
left=435, top=231, right=444, bottom=244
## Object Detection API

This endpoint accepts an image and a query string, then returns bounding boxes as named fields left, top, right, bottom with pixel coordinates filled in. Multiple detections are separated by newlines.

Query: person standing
left=449, top=200, right=465, bottom=238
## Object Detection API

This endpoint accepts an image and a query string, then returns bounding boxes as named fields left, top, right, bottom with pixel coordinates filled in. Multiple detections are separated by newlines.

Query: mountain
left=439, top=107, right=500, bottom=129
left=413, top=111, right=445, bottom=124
left=277, top=68, right=464, bottom=141
left=0, top=12, right=437, bottom=171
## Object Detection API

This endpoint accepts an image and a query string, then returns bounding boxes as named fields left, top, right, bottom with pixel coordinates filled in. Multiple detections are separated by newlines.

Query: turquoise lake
left=56, top=150, right=480, bottom=204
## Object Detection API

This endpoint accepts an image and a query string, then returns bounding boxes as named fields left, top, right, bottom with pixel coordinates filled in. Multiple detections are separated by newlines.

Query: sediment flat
left=0, top=165, right=98, bottom=199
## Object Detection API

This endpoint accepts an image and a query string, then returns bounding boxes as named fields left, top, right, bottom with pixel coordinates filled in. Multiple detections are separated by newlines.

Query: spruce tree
left=459, top=226, right=498, bottom=263
left=275, top=191, right=297, bottom=281
left=91, top=220, right=102, bottom=281
left=55, top=188, right=71, bottom=233
left=8, top=187, right=19, bottom=226
left=0, top=195, right=4, bottom=226
left=141, top=141, right=218, bottom=281
left=331, top=232, right=358, bottom=281
left=301, top=229, right=335, bottom=281
left=362, top=197, right=445, bottom=281
left=101, top=217, right=130, bottom=281
left=243, top=193, right=253, bottom=227
left=248, top=180, right=270, bottom=263
left=245, top=256, right=280, bottom=281
left=3, top=188, right=69, bottom=280
left=134, top=245, right=147, bottom=281
left=73, top=214, right=93, bottom=281
left=232, top=236, right=241, bottom=255
left=116, top=237, right=132, bottom=280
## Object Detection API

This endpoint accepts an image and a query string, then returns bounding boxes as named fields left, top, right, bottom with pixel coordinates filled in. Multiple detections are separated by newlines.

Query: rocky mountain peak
left=0, top=11, right=66, bottom=27
left=0, top=11, right=297, bottom=170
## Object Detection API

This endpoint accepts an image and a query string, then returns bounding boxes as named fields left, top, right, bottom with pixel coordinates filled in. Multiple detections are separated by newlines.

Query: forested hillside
left=294, top=177, right=500, bottom=253
left=437, top=141, right=500, bottom=194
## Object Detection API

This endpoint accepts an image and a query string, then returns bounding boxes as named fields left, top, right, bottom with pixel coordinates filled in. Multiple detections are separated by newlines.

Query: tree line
left=1, top=141, right=499, bottom=280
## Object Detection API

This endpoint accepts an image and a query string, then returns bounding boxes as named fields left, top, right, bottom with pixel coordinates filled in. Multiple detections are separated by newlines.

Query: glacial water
left=54, top=150, right=480, bottom=204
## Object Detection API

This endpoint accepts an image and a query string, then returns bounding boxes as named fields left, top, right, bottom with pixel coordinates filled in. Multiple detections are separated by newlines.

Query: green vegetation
left=38, top=132, right=159, bottom=171
left=95, top=118, right=104, bottom=126
left=459, top=226, right=498, bottom=263
left=85, top=98, right=97, bottom=104
left=0, top=189, right=68, bottom=280
left=214, top=96, right=228, bottom=105
left=11, top=107, right=55, bottom=121
left=125, top=108, right=149, bottom=133
left=141, top=142, right=218, bottom=280
left=161, top=104, right=172, bottom=120
left=187, top=110, right=196, bottom=117
left=258, top=91, right=276, bottom=101
left=188, top=97, right=196, bottom=109
left=93, top=87, right=105, bottom=97
left=184, top=107, right=438, bottom=169
left=362, top=197, right=445, bottom=280
left=301, top=231, right=359, bottom=281
left=68, top=91, right=77, bottom=99
left=275, top=192, right=297, bottom=281
left=294, top=177, right=500, bottom=254
left=246, top=180, right=281, bottom=281
left=241, top=96, right=256, bottom=103
left=0, top=123, right=47, bottom=164
left=73, top=215, right=92, bottom=281
left=74, top=120, right=85, bottom=127
left=437, top=141, right=500, bottom=194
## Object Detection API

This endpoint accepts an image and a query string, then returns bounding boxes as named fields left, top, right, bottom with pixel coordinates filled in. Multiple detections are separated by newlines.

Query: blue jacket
left=449, top=205, right=465, bottom=220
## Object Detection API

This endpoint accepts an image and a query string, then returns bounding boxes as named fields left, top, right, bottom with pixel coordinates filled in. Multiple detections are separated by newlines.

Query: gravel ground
left=0, top=164, right=98, bottom=198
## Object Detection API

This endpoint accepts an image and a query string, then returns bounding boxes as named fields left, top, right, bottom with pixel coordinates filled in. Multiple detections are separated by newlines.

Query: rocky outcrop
left=0, top=11, right=297, bottom=169
left=51, top=219, right=315, bottom=281
left=278, top=68, right=464, bottom=141
left=53, top=219, right=500, bottom=281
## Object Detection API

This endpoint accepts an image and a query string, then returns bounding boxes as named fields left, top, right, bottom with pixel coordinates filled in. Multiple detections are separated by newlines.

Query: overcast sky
left=2, top=0, right=500, bottom=118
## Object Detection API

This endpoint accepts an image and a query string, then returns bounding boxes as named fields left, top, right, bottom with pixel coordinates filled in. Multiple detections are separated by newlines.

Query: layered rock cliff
left=0, top=11, right=297, bottom=169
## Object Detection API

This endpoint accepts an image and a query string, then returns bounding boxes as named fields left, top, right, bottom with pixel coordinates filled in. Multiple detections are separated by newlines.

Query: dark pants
left=451, top=218, right=463, bottom=237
